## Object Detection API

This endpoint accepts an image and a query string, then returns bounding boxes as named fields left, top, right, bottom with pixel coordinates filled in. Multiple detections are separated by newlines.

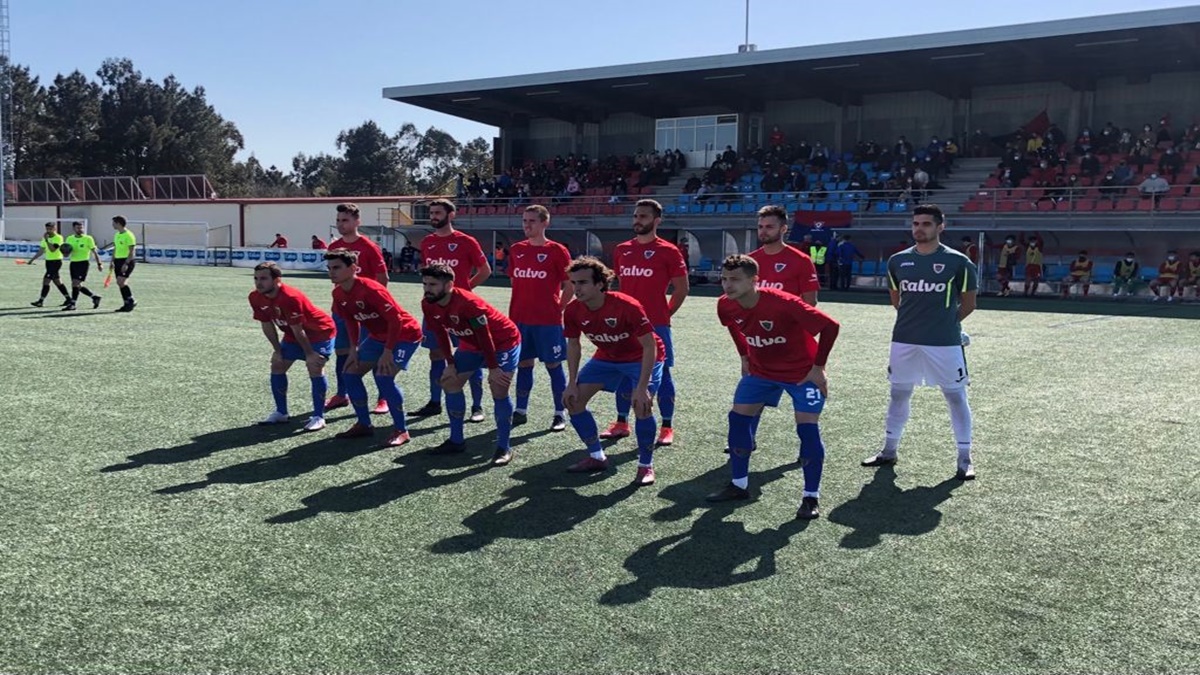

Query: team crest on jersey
left=605, top=317, right=618, bottom=327
left=933, top=263, right=945, bottom=274
left=450, top=315, right=459, bottom=323
left=537, top=253, right=548, bottom=263
left=759, top=320, right=774, bottom=331
left=644, top=251, right=655, bottom=259
left=355, top=301, right=366, bottom=309
left=448, top=243, right=458, bottom=252
left=775, top=263, right=787, bottom=273
left=581, top=320, right=590, bottom=326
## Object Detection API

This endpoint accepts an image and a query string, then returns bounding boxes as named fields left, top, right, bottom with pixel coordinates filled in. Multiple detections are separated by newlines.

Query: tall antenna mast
left=738, top=0, right=757, bottom=53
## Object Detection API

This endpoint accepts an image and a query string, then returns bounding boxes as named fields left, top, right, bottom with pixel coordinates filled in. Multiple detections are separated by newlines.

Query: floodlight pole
left=744, top=0, right=750, bottom=50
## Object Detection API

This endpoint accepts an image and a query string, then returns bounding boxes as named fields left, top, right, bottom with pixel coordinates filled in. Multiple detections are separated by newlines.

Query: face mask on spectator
left=1168, top=255, right=1177, bottom=261
left=1126, top=257, right=1135, bottom=263
left=1005, top=239, right=1015, bottom=245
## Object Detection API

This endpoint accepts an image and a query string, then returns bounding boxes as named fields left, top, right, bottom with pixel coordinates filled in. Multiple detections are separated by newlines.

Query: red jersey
left=331, top=277, right=421, bottom=349
left=422, top=287, right=520, bottom=367
left=329, top=235, right=387, bottom=282
left=613, top=237, right=688, bottom=326
left=1158, top=260, right=1181, bottom=279
left=272, top=236, right=289, bottom=248
left=248, top=284, right=335, bottom=344
left=563, top=291, right=664, bottom=364
left=507, top=239, right=571, bottom=325
left=312, top=238, right=328, bottom=250
left=1069, top=259, right=1094, bottom=276
left=717, top=287, right=837, bottom=382
left=749, top=245, right=820, bottom=297
left=962, top=244, right=979, bottom=264
left=421, top=230, right=487, bottom=289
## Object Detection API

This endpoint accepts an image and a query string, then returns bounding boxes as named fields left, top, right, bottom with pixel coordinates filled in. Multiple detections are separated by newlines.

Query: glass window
left=676, top=117, right=696, bottom=128
left=715, top=124, right=738, bottom=150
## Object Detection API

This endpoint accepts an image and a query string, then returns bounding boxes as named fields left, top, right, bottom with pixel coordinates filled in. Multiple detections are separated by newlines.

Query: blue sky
left=13, top=0, right=1191, bottom=170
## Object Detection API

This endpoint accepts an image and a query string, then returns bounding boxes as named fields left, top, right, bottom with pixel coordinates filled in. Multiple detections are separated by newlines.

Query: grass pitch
left=1, top=263, right=1198, bottom=674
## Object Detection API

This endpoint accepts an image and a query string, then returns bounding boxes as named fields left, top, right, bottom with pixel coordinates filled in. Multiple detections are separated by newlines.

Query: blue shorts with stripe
left=333, top=314, right=349, bottom=350
left=421, top=320, right=460, bottom=350
left=453, top=344, right=521, bottom=376
left=357, top=337, right=421, bottom=370
left=733, top=375, right=825, bottom=413
left=654, top=325, right=674, bottom=367
left=518, top=323, right=566, bottom=364
left=280, top=338, right=335, bottom=363
left=578, top=359, right=663, bottom=395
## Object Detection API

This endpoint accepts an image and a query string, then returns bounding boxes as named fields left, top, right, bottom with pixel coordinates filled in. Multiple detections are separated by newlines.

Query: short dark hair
left=634, top=199, right=663, bottom=218
left=324, top=248, right=359, bottom=267
left=420, top=263, right=455, bottom=282
left=429, top=198, right=456, bottom=214
left=756, top=205, right=788, bottom=224
left=722, top=254, right=759, bottom=276
left=912, top=204, right=945, bottom=225
left=254, top=261, right=283, bottom=278
left=71, top=221, right=83, bottom=228
left=44, top=221, right=56, bottom=229
left=112, top=216, right=127, bottom=227
left=335, top=203, right=360, bottom=216
left=567, top=256, right=615, bottom=291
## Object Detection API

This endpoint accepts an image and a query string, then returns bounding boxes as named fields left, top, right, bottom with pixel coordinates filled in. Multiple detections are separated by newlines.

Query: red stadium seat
left=1093, top=199, right=1115, bottom=212
left=1074, top=199, right=1095, bottom=212
left=997, top=200, right=1016, bottom=212
left=1115, top=199, right=1137, bottom=211
left=1180, top=198, right=1200, bottom=211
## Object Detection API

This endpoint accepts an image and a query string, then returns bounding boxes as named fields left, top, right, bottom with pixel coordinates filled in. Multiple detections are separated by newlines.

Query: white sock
left=942, top=386, right=973, bottom=463
left=802, top=490, right=819, bottom=499
left=515, top=408, right=527, bottom=415
left=883, top=384, right=914, bottom=455
left=732, top=477, right=749, bottom=489
left=638, top=462, right=652, bottom=469
left=590, top=450, right=606, bottom=461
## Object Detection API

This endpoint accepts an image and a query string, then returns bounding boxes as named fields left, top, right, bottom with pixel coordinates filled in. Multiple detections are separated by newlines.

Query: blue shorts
left=280, top=338, right=335, bottom=363
left=518, top=323, right=566, bottom=364
left=334, top=314, right=349, bottom=350
left=421, top=320, right=460, bottom=350
left=654, top=325, right=675, bottom=368
left=733, top=375, right=825, bottom=413
left=357, top=337, right=421, bottom=370
left=578, top=359, right=663, bottom=395
left=453, top=344, right=521, bottom=376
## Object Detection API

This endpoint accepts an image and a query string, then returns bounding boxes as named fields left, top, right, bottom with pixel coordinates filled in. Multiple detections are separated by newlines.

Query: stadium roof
left=383, top=7, right=1200, bottom=126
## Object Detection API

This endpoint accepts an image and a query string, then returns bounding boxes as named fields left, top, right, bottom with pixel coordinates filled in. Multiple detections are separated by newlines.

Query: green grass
left=1, top=263, right=1198, bottom=674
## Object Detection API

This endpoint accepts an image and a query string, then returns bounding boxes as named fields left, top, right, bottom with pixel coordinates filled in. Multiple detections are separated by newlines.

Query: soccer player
left=1061, top=250, right=1094, bottom=298
left=26, top=222, right=71, bottom=307
left=110, top=216, right=138, bottom=312
left=420, top=263, right=521, bottom=466
left=707, top=255, right=841, bottom=519
left=748, top=205, right=820, bottom=304
left=1023, top=236, right=1044, bottom=297
left=63, top=221, right=104, bottom=310
left=268, top=233, right=289, bottom=248
left=1150, top=250, right=1181, bottom=302
left=995, top=235, right=1020, bottom=297
left=415, top=199, right=491, bottom=422
left=508, top=205, right=573, bottom=432
left=323, top=203, right=391, bottom=416
left=326, top=250, right=423, bottom=446
left=863, top=204, right=979, bottom=481
left=561, top=257, right=664, bottom=485
left=1112, top=252, right=1140, bottom=297
left=601, top=199, right=688, bottom=446
left=248, top=262, right=336, bottom=432
left=960, top=236, right=979, bottom=265
left=1179, top=251, right=1200, bottom=299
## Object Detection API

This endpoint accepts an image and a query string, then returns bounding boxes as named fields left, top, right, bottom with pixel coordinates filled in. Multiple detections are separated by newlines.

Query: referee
left=111, top=215, right=138, bottom=312
left=64, top=221, right=104, bottom=310
left=27, top=221, right=72, bottom=307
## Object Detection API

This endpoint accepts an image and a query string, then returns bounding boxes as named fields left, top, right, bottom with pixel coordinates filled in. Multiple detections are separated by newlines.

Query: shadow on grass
left=600, top=507, right=809, bottom=606
left=650, top=462, right=794, bottom=523
left=826, top=466, right=964, bottom=549
left=100, top=423, right=305, bottom=473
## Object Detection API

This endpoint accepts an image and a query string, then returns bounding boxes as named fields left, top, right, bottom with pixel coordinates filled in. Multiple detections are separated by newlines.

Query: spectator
left=1158, top=148, right=1183, bottom=180
left=1191, top=163, right=1200, bottom=186
left=1073, top=129, right=1094, bottom=155
left=1130, top=141, right=1153, bottom=173
left=398, top=242, right=418, bottom=273
left=960, top=236, right=979, bottom=264
left=1026, top=133, right=1044, bottom=154
left=834, top=234, right=864, bottom=290
left=268, top=233, right=288, bottom=248
left=1099, top=122, right=1119, bottom=153
left=894, top=136, right=913, bottom=159
left=683, top=174, right=702, bottom=193
left=1138, top=124, right=1156, bottom=148
left=721, top=145, right=737, bottom=163
left=1137, top=173, right=1169, bottom=206
left=1098, top=171, right=1123, bottom=203
left=1117, top=128, right=1134, bottom=155
left=1113, top=161, right=1134, bottom=186
left=969, top=129, right=990, bottom=157
left=494, top=243, right=508, bottom=275
left=566, top=175, right=582, bottom=197
left=1156, top=118, right=1173, bottom=147
left=1079, top=151, right=1101, bottom=178
left=810, top=182, right=829, bottom=202
left=1112, top=252, right=1140, bottom=297
left=382, top=248, right=394, bottom=272
left=311, top=235, right=327, bottom=250
left=769, top=125, right=786, bottom=148
left=611, top=174, right=628, bottom=198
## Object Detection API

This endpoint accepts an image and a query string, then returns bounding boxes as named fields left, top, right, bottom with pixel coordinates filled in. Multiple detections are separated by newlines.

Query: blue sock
left=658, top=366, right=676, bottom=423
left=797, top=423, right=826, bottom=496
left=635, top=415, right=657, bottom=466
left=469, top=370, right=484, bottom=409
left=270, top=373, right=288, bottom=415
left=615, top=381, right=631, bottom=422
left=334, top=354, right=348, bottom=396
left=446, top=391, right=466, bottom=443
left=494, top=396, right=514, bottom=450
left=570, top=410, right=602, bottom=455
left=310, top=375, right=327, bottom=417
left=345, top=373, right=372, bottom=426
left=516, top=365, right=535, bottom=411
left=728, top=411, right=756, bottom=485
left=374, top=374, right=406, bottom=432
left=547, top=365, right=567, bottom=414
left=429, top=359, right=446, bottom=403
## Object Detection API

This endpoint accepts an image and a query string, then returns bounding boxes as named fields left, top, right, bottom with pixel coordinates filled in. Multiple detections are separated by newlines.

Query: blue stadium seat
left=892, top=202, right=908, bottom=212
left=665, top=203, right=679, bottom=214
left=800, top=203, right=815, bottom=211
left=844, top=201, right=861, bottom=212
left=836, top=181, right=850, bottom=190
left=874, top=202, right=890, bottom=213
left=815, top=203, right=830, bottom=212
left=716, top=203, right=730, bottom=213
left=703, top=203, right=717, bottom=214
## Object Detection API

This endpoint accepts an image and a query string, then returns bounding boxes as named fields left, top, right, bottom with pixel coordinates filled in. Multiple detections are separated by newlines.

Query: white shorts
left=888, top=342, right=969, bottom=388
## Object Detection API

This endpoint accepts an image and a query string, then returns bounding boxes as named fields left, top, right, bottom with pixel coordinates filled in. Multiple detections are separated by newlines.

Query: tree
left=4, top=63, right=50, bottom=178
left=334, top=120, right=403, bottom=196
left=44, top=71, right=102, bottom=176
left=291, top=152, right=342, bottom=196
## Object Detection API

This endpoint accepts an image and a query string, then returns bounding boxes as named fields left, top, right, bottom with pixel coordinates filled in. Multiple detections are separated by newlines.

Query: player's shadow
left=154, top=434, right=389, bottom=495
left=826, top=466, right=963, bottom=549
left=428, top=455, right=641, bottom=554
left=600, top=507, right=809, bottom=606
left=100, top=423, right=302, bottom=473
left=650, top=461, right=794, bottom=523
left=26, top=312, right=116, bottom=320
left=265, top=446, right=495, bottom=524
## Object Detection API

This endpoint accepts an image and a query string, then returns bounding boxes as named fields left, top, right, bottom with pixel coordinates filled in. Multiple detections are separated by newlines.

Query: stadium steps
left=937, top=158, right=999, bottom=214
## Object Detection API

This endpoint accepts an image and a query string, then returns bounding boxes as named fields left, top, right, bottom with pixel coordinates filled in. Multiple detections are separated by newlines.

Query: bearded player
left=601, top=199, right=688, bottom=446
left=414, top=199, right=490, bottom=422
left=707, top=255, right=841, bottom=519
left=863, top=204, right=979, bottom=481
left=420, top=263, right=521, bottom=466
left=326, top=249, right=423, bottom=447
left=748, top=205, right=820, bottom=305
left=508, top=204, right=573, bottom=432
left=249, top=262, right=335, bottom=432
